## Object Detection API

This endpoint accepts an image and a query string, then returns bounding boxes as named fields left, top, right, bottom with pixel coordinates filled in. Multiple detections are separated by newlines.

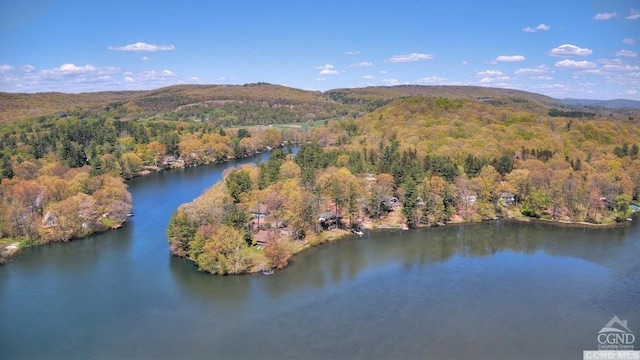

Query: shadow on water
left=168, top=254, right=253, bottom=309
left=1, top=146, right=638, bottom=359
left=201, top=218, right=639, bottom=300
left=168, top=217, right=638, bottom=305
left=5, top=221, right=135, bottom=275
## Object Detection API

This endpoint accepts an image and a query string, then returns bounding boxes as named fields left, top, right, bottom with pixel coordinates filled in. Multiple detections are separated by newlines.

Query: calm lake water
left=1, top=153, right=639, bottom=359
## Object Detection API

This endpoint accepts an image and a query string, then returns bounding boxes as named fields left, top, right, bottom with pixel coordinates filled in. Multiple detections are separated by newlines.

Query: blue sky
left=0, top=0, right=638, bottom=99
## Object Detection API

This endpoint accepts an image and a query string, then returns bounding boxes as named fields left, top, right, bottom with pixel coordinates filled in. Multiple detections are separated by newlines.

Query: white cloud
left=555, top=59, right=597, bottom=69
left=603, top=64, right=640, bottom=71
left=137, top=70, right=176, bottom=79
left=345, top=50, right=360, bottom=55
left=363, top=75, right=373, bottom=79
left=479, top=76, right=510, bottom=84
left=522, top=23, right=550, bottom=32
left=379, top=70, right=387, bottom=74
left=627, top=9, right=640, bottom=20
left=617, top=49, right=638, bottom=57
left=388, top=53, right=435, bottom=62
left=416, top=76, right=446, bottom=83
left=315, top=64, right=338, bottom=75
left=350, top=61, right=373, bottom=67
left=515, top=65, right=551, bottom=75
left=108, top=42, right=175, bottom=52
left=316, top=77, right=325, bottom=81
left=476, top=69, right=509, bottom=84
left=319, top=69, right=338, bottom=75
left=598, top=58, right=623, bottom=66
left=623, top=38, right=636, bottom=45
left=496, top=55, right=525, bottom=62
left=39, top=63, right=120, bottom=77
left=538, top=83, right=568, bottom=90
left=383, top=78, right=399, bottom=85
left=572, top=61, right=640, bottom=93
left=141, top=56, right=150, bottom=61
left=580, top=69, right=603, bottom=75
left=477, top=70, right=504, bottom=77
left=531, top=76, right=554, bottom=81
left=549, top=44, right=593, bottom=57
left=594, top=12, right=617, bottom=20
left=0, top=64, right=14, bottom=72
left=0, top=62, right=187, bottom=93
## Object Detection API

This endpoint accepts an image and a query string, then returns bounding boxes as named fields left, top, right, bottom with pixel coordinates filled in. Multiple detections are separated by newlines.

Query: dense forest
left=0, top=112, right=291, bottom=257
left=4, top=83, right=638, bottom=124
left=0, top=83, right=359, bottom=124
left=167, top=95, right=640, bottom=275
left=1, top=85, right=639, bottom=266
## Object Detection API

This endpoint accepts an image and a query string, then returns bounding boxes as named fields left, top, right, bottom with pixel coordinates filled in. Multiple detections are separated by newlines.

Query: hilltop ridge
left=0, top=83, right=323, bottom=123
left=3, top=83, right=636, bottom=124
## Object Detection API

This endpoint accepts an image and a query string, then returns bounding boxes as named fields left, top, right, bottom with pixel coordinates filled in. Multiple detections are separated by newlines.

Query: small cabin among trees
left=500, top=192, right=516, bottom=206
left=384, top=197, right=400, bottom=209
left=318, top=211, right=338, bottom=230
left=42, top=212, right=59, bottom=227
left=463, top=194, right=477, bottom=205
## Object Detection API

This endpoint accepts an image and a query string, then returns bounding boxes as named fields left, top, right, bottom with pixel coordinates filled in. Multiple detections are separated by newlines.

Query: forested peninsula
left=167, top=95, right=640, bottom=275
left=1, top=84, right=638, bottom=267
left=0, top=84, right=308, bottom=262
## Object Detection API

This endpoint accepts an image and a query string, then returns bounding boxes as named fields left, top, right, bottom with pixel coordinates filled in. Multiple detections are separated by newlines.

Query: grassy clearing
left=227, top=118, right=344, bottom=131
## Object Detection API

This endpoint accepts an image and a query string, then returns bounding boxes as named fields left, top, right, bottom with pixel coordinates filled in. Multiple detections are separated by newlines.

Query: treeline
left=548, top=108, right=596, bottom=118
left=169, top=95, right=640, bottom=274
left=173, top=100, right=358, bottom=126
left=0, top=113, right=293, bottom=248
left=168, top=146, right=395, bottom=275
left=0, top=166, right=131, bottom=245
left=0, top=115, right=290, bottom=180
left=344, top=97, right=639, bottom=224
left=166, top=133, right=636, bottom=275
left=613, top=142, right=639, bottom=159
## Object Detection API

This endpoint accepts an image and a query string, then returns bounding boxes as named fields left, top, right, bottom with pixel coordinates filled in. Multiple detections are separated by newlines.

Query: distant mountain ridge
left=0, top=83, right=636, bottom=123
left=562, top=98, right=640, bottom=109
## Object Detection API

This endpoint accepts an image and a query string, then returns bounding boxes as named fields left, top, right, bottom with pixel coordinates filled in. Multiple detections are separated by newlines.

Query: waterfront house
left=463, top=194, right=477, bottom=205
left=500, top=192, right=516, bottom=205
left=318, top=211, right=338, bottom=230
left=384, top=197, right=400, bottom=209
left=42, top=212, right=59, bottom=227
left=162, top=156, right=177, bottom=166
left=254, top=229, right=270, bottom=246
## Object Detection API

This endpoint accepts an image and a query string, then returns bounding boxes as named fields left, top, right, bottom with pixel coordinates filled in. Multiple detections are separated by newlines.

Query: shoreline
left=524, top=217, right=631, bottom=228
left=129, top=144, right=292, bottom=182
left=3, top=209, right=634, bottom=268
left=241, top=211, right=638, bottom=275
left=0, top=219, right=129, bottom=265
left=0, top=147, right=286, bottom=265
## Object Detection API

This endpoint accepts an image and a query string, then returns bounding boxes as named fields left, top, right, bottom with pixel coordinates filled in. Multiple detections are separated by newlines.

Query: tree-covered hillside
left=2, top=85, right=639, bottom=264
left=167, top=95, right=640, bottom=274
left=5, top=84, right=635, bottom=124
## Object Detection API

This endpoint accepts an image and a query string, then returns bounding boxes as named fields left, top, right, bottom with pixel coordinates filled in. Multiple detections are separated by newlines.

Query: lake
left=1, top=153, right=638, bottom=359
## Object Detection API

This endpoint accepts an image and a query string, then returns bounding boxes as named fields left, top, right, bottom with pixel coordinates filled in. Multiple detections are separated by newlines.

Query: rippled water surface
left=1, top=154, right=638, bottom=359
